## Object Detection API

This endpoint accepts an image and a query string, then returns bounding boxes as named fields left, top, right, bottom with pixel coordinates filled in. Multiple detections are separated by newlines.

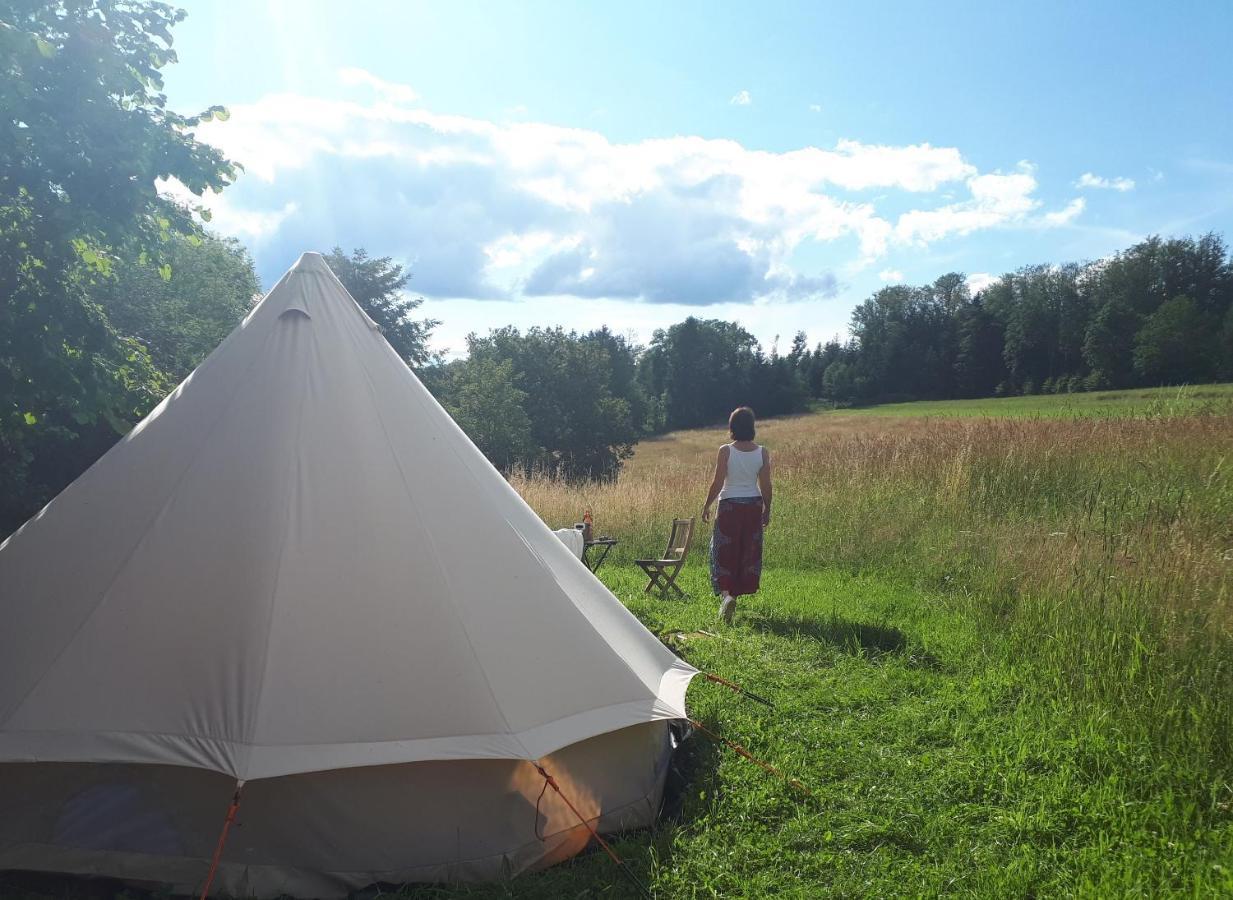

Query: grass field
left=839, top=382, right=1233, bottom=419
left=494, top=385, right=1233, bottom=898
left=6, top=386, right=1232, bottom=899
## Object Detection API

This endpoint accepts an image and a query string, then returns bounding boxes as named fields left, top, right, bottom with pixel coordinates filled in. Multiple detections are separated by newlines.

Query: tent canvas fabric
left=0, top=252, right=696, bottom=896
left=0, top=723, right=675, bottom=895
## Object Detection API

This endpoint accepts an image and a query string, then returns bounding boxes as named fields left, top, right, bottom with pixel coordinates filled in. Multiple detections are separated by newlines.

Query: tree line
left=426, top=231, right=1233, bottom=479
left=800, top=234, right=1233, bottom=404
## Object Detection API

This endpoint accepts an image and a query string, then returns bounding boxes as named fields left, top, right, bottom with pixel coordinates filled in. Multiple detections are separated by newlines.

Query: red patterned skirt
left=709, top=497, right=764, bottom=597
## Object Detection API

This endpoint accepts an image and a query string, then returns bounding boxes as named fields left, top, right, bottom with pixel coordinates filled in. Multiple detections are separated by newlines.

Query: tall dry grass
left=513, top=408, right=1233, bottom=772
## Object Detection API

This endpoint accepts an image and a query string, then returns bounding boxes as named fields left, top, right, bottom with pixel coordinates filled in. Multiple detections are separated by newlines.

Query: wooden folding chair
left=635, top=517, right=695, bottom=598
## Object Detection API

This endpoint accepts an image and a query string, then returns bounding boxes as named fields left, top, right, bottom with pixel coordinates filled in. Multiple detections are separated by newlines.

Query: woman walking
left=702, top=407, right=772, bottom=624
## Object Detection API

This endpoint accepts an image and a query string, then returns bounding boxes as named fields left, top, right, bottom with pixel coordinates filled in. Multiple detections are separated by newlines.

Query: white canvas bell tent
left=0, top=252, right=697, bottom=897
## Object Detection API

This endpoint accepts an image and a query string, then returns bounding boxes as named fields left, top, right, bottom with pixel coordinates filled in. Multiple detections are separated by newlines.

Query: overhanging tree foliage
left=96, top=233, right=260, bottom=382
left=1, top=0, right=238, bottom=535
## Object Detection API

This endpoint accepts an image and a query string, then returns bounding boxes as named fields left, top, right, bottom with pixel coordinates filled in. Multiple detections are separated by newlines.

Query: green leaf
left=197, top=105, right=231, bottom=124
left=34, top=37, right=54, bottom=59
left=23, top=412, right=38, bottom=425
left=159, top=264, right=173, bottom=282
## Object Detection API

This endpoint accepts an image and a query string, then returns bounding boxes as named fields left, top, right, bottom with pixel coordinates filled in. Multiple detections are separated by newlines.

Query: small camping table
left=582, top=538, right=618, bottom=572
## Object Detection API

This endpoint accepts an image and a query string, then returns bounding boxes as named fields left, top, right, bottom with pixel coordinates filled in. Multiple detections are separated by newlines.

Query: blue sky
left=163, top=0, right=1233, bottom=356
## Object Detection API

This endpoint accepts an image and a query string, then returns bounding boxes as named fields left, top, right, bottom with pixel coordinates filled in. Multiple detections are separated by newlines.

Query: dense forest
left=3, top=0, right=1233, bottom=536
left=812, top=233, right=1233, bottom=403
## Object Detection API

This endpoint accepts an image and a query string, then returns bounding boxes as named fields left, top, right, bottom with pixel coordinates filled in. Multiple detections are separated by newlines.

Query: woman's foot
left=719, top=593, right=736, bottom=624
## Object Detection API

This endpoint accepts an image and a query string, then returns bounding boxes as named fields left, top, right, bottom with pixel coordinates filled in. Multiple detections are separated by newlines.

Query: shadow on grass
left=751, top=613, right=943, bottom=670
left=659, top=720, right=724, bottom=824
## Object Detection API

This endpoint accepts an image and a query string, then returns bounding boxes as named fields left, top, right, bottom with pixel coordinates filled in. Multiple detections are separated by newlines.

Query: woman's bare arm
left=701, top=446, right=729, bottom=522
left=758, top=448, right=773, bottom=526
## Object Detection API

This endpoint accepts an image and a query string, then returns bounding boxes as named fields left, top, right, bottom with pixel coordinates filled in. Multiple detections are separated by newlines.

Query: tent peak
left=291, top=251, right=331, bottom=274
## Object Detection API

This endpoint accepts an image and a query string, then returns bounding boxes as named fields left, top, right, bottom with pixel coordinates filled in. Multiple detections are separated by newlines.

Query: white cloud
left=809, top=104, right=822, bottom=113
left=1042, top=197, right=1086, bottom=226
left=894, top=163, right=1040, bottom=245
left=157, top=178, right=298, bottom=240
left=878, top=268, right=904, bottom=282
left=338, top=67, right=418, bottom=104
left=210, top=201, right=300, bottom=240
left=191, top=83, right=1055, bottom=305
left=730, top=90, right=752, bottom=106
left=967, top=272, right=998, bottom=294
left=483, top=231, right=581, bottom=269
left=1075, top=172, right=1135, bottom=192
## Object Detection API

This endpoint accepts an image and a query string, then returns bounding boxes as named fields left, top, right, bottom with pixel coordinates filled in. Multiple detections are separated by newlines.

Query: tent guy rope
left=198, top=780, right=245, bottom=900
left=534, top=764, right=652, bottom=899
left=690, top=720, right=812, bottom=796
left=702, top=670, right=775, bottom=707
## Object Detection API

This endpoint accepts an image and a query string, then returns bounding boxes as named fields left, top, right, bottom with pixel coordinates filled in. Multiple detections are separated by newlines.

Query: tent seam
left=240, top=290, right=318, bottom=779
left=347, top=297, right=532, bottom=760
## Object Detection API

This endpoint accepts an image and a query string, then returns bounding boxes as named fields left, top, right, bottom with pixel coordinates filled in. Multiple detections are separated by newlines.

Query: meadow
left=498, top=384, right=1233, bottom=897
left=835, top=383, right=1233, bottom=419
left=6, top=386, right=1231, bottom=899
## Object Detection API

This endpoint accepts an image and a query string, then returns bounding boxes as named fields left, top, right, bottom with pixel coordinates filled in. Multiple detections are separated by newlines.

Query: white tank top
left=718, top=444, right=764, bottom=500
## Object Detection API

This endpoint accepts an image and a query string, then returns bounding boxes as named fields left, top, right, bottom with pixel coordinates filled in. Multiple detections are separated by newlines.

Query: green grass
left=842, top=383, right=1233, bottom=419
left=368, top=566, right=1233, bottom=899
left=504, top=393, right=1233, bottom=898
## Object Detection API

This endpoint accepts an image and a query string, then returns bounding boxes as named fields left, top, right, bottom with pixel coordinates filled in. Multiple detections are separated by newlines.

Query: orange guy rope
left=702, top=671, right=775, bottom=707
left=691, top=719, right=811, bottom=795
left=198, top=779, right=245, bottom=900
left=534, top=764, right=651, bottom=899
